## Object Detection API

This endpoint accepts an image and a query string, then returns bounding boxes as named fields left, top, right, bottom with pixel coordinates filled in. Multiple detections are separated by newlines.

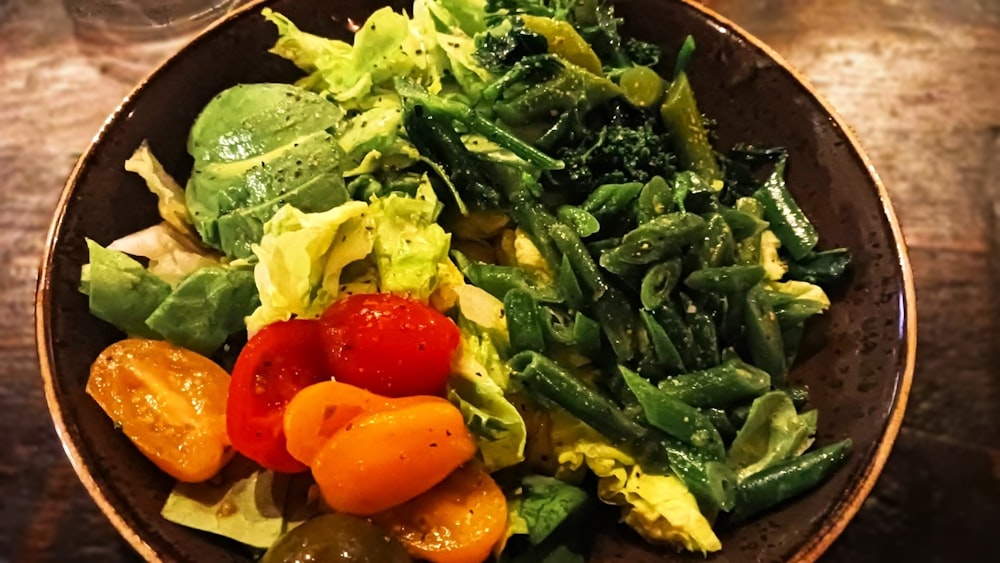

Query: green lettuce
left=144, top=266, right=259, bottom=356
left=161, top=457, right=315, bottom=549
left=247, top=201, right=373, bottom=334
left=726, top=391, right=818, bottom=482
left=448, top=314, right=526, bottom=472
left=185, top=83, right=349, bottom=258
left=370, top=179, right=452, bottom=302
left=124, top=141, right=194, bottom=235
left=510, top=475, right=588, bottom=545
left=108, top=223, right=219, bottom=285
left=81, top=239, right=171, bottom=339
left=548, top=410, right=721, bottom=553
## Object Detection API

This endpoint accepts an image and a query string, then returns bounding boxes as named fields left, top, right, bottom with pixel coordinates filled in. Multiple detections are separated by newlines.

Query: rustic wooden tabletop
left=1, top=0, right=998, bottom=561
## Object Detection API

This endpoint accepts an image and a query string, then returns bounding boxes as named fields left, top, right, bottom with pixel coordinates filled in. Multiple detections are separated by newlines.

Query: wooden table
left=2, top=0, right=998, bottom=561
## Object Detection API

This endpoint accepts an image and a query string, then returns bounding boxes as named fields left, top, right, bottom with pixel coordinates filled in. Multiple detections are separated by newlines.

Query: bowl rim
left=34, top=0, right=917, bottom=561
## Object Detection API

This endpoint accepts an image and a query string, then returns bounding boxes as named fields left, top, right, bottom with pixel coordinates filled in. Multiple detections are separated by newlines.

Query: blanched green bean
left=640, top=258, right=683, bottom=310
left=657, top=358, right=771, bottom=408
left=743, top=284, right=786, bottom=385
left=505, top=288, right=547, bottom=354
left=754, top=157, right=818, bottom=260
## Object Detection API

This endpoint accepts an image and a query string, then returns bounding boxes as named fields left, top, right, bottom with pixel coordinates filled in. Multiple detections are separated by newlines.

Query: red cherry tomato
left=227, top=319, right=328, bottom=473
left=320, top=294, right=460, bottom=398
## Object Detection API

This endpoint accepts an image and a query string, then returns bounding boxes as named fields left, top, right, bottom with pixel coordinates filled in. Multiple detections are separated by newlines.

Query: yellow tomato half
left=86, top=338, right=232, bottom=482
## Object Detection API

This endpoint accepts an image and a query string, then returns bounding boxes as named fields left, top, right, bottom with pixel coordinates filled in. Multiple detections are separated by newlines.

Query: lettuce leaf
left=549, top=410, right=721, bottom=553
left=726, top=391, right=818, bottom=482
left=370, top=179, right=452, bottom=302
left=108, top=223, right=219, bottom=285
left=81, top=239, right=171, bottom=339
left=247, top=201, right=373, bottom=334
left=161, top=456, right=315, bottom=549
left=124, top=141, right=193, bottom=235
left=513, top=475, right=588, bottom=545
left=448, top=314, right=525, bottom=471
left=144, top=266, right=259, bottom=356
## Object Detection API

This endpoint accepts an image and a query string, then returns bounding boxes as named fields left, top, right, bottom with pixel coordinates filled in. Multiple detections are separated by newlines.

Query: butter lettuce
left=108, top=223, right=219, bottom=286
left=185, top=83, right=349, bottom=258
left=549, top=410, right=721, bottom=553
left=247, top=201, right=373, bottom=334
left=726, top=391, right=818, bottom=482
left=370, top=179, right=452, bottom=302
left=124, top=141, right=193, bottom=235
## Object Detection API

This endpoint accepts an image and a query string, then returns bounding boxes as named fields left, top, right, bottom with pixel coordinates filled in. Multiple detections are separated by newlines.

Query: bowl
left=35, top=0, right=916, bottom=561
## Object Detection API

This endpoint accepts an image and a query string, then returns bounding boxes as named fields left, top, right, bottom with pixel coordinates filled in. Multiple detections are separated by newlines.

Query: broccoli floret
left=625, top=38, right=661, bottom=67
left=552, top=104, right=676, bottom=190
left=485, top=0, right=577, bottom=23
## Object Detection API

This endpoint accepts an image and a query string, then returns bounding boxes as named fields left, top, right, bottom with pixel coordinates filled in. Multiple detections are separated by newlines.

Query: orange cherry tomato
left=373, top=461, right=508, bottom=563
left=86, top=339, right=232, bottom=482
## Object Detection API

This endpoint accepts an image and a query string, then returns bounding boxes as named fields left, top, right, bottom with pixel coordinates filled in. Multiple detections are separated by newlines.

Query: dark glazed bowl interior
left=36, top=0, right=915, bottom=561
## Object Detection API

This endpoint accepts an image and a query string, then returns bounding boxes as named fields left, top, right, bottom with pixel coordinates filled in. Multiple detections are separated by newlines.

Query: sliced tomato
left=320, top=293, right=461, bottom=398
left=227, top=319, right=328, bottom=473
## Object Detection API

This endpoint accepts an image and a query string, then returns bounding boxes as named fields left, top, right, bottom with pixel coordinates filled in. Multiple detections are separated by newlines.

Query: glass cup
left=64, top=0, right=244, bottom=42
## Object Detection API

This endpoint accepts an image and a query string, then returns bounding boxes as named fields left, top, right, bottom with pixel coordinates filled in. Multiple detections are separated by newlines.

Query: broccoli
left=551, top=102, right=676, bottom=190
left=484, top=0, right=578, bottom=23
left=625, top=38, right=661, bottom=67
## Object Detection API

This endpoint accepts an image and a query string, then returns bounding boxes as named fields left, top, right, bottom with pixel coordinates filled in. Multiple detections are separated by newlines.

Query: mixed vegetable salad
left=79, top=0, right=855, bottom=561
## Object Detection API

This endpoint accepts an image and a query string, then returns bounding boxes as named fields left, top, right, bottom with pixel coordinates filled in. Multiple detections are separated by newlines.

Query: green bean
left=510, top=351, right=647, bottom=447
left=671, top=171, right=716, bottom=214
left=735, top=196, right=765, bottom=218
left=599, top=212, right=707, bottom=268
left=657, top=358, right=771, bottom=408
left=592, top=286, right=638, bottom=361
left=658, top=441, right=737, bottom=514
left=651, top=305, right=698, bottom=369
left=735, top=197, right=765, bottom=265
left=557, top=254, right=585, bottom=311
left=639, top=310, right=685, bottom=374
left=504, top=289, right=547, bottom=354
left=573, top=311, right=602, bottom=358
left=743, top=284, right=786, bottom=385
left=660, top=72, right=722, bottom=182
left=702, top=407, right=738, bottom=443
left=640, top=258, right=683, bottom=310
left=699, top=213, right=736, bottom=268
left=581, top=182, right=644, bottom=219
left=557, top=205, right=600, bottom=238
left=620, top=366, right=725, bottom=459
left=453, top=252, right=562, bottom=303
left=731, top=439, right=852, bottom=522
left=728, top=404, right=751, bottom=429
left=753, top=157, right=818, bottom=260
left=549, top=222, right=610, bottom=300
left=684, top=265, right=765, bottom=293
left=681, top=293, right=720, bottom=370
left=505, top=183, right=561, bottom=267
left=540, top=306, right=575, bottom=346
left=636, top=175, right=675, bottom=224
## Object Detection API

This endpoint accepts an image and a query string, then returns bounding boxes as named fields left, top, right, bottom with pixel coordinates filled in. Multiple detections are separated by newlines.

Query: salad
left=79, top=0, right=855, bottom=561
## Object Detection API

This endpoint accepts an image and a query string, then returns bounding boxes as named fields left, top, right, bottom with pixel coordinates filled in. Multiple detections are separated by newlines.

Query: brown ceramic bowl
left=35, top=0, right=916, bottom=561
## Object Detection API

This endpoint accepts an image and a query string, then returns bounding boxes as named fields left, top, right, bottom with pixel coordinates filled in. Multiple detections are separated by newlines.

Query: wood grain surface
left=1, top=0, right=998, bottom=561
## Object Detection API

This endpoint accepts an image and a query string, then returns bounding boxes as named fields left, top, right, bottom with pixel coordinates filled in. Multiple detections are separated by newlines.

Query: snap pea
left=581, top=182, right=644, bottom=219
left=549, top=221, right=610, bottom=300
left=640, top=258, right=683, bottom=310
left=753, top=156, right=818, bottom=260
left=660, top=72, right=722, bottom=183
left=557, top=205, right=600, bottom=238
left=743, top=284, right=786, bottom=385
left=731, top=439, right=852, bottom=522
left=699, top=213, right=736, bottom=268
left=620, top=366, right=725, bottom=460
left=505, top=288, right=547, bottom=354
left=599, top=212, right=707, bottom=268
left=454, top=252, right=562, bottom=303
left=657, top=359, right=771, bottom=408
left=639, top=309, right=686, bottom=374
left=684, top=265, right=765, bottom=293
left=636, top=175, right=674, bottom=224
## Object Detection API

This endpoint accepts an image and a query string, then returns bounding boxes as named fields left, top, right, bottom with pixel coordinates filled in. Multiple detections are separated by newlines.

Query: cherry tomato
left=227, top=319, right=328, bottom=473
left=87, top=339, right=232, bottom=482
left=320, top=294, right=461, bottom=397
